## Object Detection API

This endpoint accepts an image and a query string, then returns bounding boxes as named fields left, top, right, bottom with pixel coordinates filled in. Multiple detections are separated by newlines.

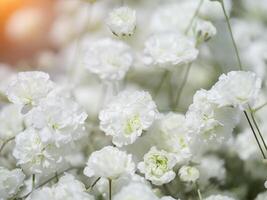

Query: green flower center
left=124, top=115, right=142, bottom=135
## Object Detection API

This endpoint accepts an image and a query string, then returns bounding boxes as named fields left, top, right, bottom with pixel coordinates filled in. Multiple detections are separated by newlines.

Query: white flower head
left=27, top=174, right=94, bottom=200
left=138, top=147, right=177, bottom=185
left=106, top=6, right=136, bottom=37
left=6, top=71, right=54, bottom=113
left=208, top=71, right=261, bottom=110
left=84, top=146, right=135, bottom=179
left=83, top=38, right=133, bottom=81
left=99, top=90, right=158, bottom=147
left=179, top=165, right=199, bottom=183
left=113, top=182, right=158, bottom=200
left=13, top=128, right=67, bottom=175
left=265, top=181, right=267, bottom=189
left=25, top=96, right=88, bottom=146
left=144, top=32, right=198, bottom=68
left=194, top=19, right=217, bottom=42
left=204, top=195, right=236, bottom=200
left=0, top=105, right=24, bottom=141
left=0, top=167, right=25, bottom=200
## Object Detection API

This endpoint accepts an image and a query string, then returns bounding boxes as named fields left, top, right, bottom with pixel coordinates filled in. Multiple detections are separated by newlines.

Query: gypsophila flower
left=138, top=146, right=177, bottom=185
left=13, top=128, right=67, bottom=175
left=144, top=32, right=198, bottom=68
left=99, top=90, right=158, bottom=147
left=26, top=174, right=94, bottom=200
left=208, top=71, right=261, bottom=110
left=5, top=71, right=54, bottom=113
left=204, top=195, right=236, bottom=200
left=0, top=167, right=25, bottom=200
left=84, top=146, right=135, bottom=179
left=179, top=165, right=199, bottom=183
left=113, top=182, right=158, bottom=200
left=194, top=19, right=217, bottom=43
left=83, top=38, right=133, bottom=81
left=106, top=6, right=136, bottom=37
left=25, top=96, right=88, bottom=146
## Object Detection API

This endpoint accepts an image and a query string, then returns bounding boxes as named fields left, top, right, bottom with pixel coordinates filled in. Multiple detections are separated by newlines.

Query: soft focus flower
left=106, top=6, right=136, bottom=37
left=179, top=165, right=199, bottom=183
left=83, top=38, right=133, bottom=81
left=5, top=71, right=54, bottom=113
left=0, top=167, right=25, bottom=200
left=208, top=71, right=261, bottom=110
left=113, top=182, right=158, bottom=200
left=84, top=146, right=135, bottom=179
left=204, top=195, right=236, bottom=200
left=138, top=146, right=177, bottom=185
left=26, top=174, right=94, bottom=200
left=194, top=19, right=217, bottom=42
left=99, top=90, right=157, bottom=147
left=144, top=32, right=198, bottom=68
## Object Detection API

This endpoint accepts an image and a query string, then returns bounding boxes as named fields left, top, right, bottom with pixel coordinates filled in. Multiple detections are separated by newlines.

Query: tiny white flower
left=179, top=165, right=199, bottom=183
left=144, top=32, right=198, bottom=68
left=204, top=195, right=236, bottom=200
left=208, top=71, right=261, bottom=110
left=25, top=96, right=88, bottom=146
left=0, top=167, right=25, bottom=200
left=5, top=71, right=54, bottom=113
left=83, top=38, right=133, bottom=81
left=138, top=147, right=177, bottom=185
left=194, top=19, right=217, bottom=42
left=265, top=181, right=267, bottom=189
left=106, top=6, right=136, bottom=37
left=99, top=90, right=158, bottom=147
left=84, top=146, right=135, bottom=179
left=113, top=182, right=158, bottom=200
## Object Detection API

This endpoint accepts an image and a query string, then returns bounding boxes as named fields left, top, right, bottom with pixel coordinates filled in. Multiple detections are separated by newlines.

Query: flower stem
left=109, top=179, right=112, bottom=200
left=153, top=70, right=169, bottom=98
left=87, top=177, right=101, bottom=191
left=195, top=183, right=203, bottom=200
left=253, top=101, right=267, bottom=113
left=0, top=136, right=15, bottom=153
left=220, top=0, right=243, bottom=70
left=244, top=111, right=266, bottom=159
left=185, top=0, right=204, bottom=34
left=32, top=174, right=36, bottom=190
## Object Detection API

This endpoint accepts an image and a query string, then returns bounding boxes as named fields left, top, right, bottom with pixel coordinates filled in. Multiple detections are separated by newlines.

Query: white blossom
left=208, top=71, right=261, bottom=110
left=194, top=19, right=217, bottom=42
left=99, top=90, right=157, bottom=147
left=83, top=38, right=133, bottom=81
left=138, top=147, right=177, bottom=185
left=204, top=195, right=236, bottom=200
left=144, top=32, right=198, bottom=68
left=0, top=167, right=25, bottom=200
left=5, top=71, right=54, bottom=113
left=84, top=146, right=135, bottom=179
left=179, top=165, right=199, bottom=183
left=113, top=182, right=158, bottom=200
left=106, top=6, right=136, bottom=37
left=25, top=96, right=88, bottom=146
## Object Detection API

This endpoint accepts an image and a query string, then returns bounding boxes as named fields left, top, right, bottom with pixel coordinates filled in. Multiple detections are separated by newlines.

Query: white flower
left=106, top=6, right=136, bottom=37
left=265, top=181, right=267, bottom=189
left=178, top=165, right=199, bottom=183
left=6, top=71, right=54, bottom=113
left=194, top=19, right=217, bottom=42
left=25, top=96, right=88, bottom=146
left=138, top=147, right=177, bottom=185
left=113, top=183, right=158, bottom=200
left=99, top=90, right=157, bottom=147
left=27, top=174, right=94, bottom=200
left=161, top=197, right=178, bottom=200
left=204, top=195, right=236, bottom=200
left=208, top=71, right=261, bottom=110
left=0, top=167, right=25, bottom=200
left=0, top=105, right=24, bottom=141
left=13, top=128, right=67, bottom=175
left=83, top=38, right=133, bottom=81
left=144, top=32, right=198, bottom=68
left=84, top=146, right=135, bottom=179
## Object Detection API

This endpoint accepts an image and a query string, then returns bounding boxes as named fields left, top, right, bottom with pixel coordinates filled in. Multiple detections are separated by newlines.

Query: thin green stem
left=0, top=136, right=15, bottom=153
left=253, top=101, right=267, bottom=113
left=174, top=63, right=192, bottom=109
left=32, top=174, right=35, bottom=190
left=109, top=179, right=112, bottom=200
left=153, top=70, right=169, bottom=98
left=220, top=0, right=243, bottom=70
left=86, top=177, right=101, bottom=191
left=244, top=111, right=266, bottom=159
left=185, top=0, right=204, bottom=34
